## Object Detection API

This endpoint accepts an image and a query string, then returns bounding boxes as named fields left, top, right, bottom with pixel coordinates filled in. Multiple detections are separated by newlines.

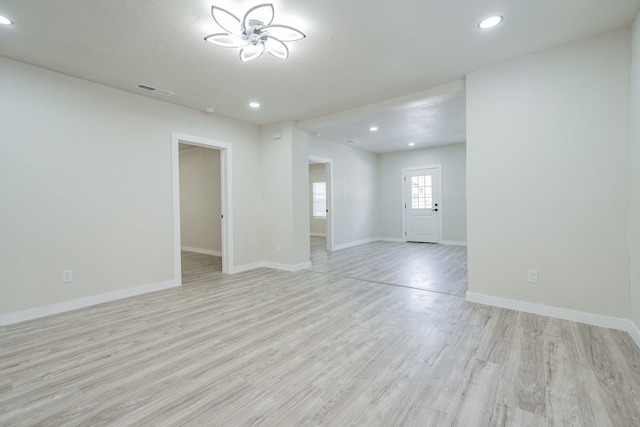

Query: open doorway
left=178, top=144, right=222, bottom=283
left=308, top=156, right=334, bottom=263
left=171, top=132, right=234, bottom=284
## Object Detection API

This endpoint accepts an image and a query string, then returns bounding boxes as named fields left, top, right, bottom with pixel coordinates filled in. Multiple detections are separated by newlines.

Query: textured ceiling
left=299, top=81, right=467, bottom=153
left=0, top=0, right=638, bottom=152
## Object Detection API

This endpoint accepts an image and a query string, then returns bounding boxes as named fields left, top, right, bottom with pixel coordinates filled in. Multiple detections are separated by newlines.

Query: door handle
left=432, top=208, right=438, bottom=212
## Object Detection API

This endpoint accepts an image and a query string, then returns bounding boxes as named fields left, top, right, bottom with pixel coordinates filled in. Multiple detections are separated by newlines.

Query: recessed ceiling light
left=369, top=126, right=378, bottom=132
left=478, top=15, right=503, bottom=29
left=0, top=15, right=13, bottom=25
left=204, top=107, right=215, bottom=113
left=249, top=101, right=260, bottom=108
left=408, top=142, right=415, bottom=147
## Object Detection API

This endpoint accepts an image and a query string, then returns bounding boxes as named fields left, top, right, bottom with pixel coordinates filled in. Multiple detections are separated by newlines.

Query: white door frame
left=401, top=164, right=442, bottom=243
left=309, top=155, right=334, bottom=251
left=171, top=132, right=234, bottom=278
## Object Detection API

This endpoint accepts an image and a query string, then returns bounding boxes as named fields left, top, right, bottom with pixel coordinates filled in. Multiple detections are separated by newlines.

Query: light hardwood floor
left=310, top=237, right=467, bottom=296
left=181, top=251, right=222, bottom=285
left=1, top=241, right=640, bottom=426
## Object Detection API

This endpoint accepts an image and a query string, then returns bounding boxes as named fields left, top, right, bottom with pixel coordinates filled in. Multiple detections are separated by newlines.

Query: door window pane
left=313, top=182, right=327, bottom=218
left=411, top=175, right=432, bottom=210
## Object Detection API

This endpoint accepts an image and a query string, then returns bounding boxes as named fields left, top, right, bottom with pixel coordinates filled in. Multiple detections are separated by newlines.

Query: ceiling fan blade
left=265, top=37, right=289, bottom=59
left=242, top=4, right=274, bottom=30
left=211, top=6, right=242, bottom=35
left=262, top=24, right=306, bottom=42
left=204, top=33, right=249, bottom=48
left=240, top=43, right=265, bottom=62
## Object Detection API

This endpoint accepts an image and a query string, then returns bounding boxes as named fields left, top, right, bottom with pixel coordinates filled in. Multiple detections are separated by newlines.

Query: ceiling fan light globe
left=248, top=33, right=262, bottom=45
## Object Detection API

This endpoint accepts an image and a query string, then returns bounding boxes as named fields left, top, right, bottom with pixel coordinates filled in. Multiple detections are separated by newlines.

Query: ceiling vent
left=135, top=83, right=174, bottom=97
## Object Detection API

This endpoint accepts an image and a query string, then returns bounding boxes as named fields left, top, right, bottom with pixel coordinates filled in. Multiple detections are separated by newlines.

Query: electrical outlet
left=62, top=269, right=73, bottom=283
left=527, top=269, right=539, bottom=284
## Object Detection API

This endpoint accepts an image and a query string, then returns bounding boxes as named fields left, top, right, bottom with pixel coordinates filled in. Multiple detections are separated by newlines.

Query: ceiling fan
left=204, top=3, right=306, bottom=62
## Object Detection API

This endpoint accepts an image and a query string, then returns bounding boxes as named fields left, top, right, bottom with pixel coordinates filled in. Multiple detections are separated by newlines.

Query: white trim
left=441, top=240, right=467, bottom=246
left=376, top=237, right=404, bottom=243
left=230, top=262, right=265, bottom=274
left=310, top=233, right=327, bottom=237
left=181, top=246, right=222, bottom=257
left=376, top=237, right=465, bottom=245
left=171, top=139, right=182, bottom=283
left=466, top=292, right=631, bottom=331
left=401, top=164, right=443, bottom=244
left=627, top=321, right=640, bottom=350
left=0, top=279, right=179, bottom=326
left=333, top=238, right=378, bottom=251
left=309, top=155, right=334, bottom=252
left=172, top=132, right=234, bottom=276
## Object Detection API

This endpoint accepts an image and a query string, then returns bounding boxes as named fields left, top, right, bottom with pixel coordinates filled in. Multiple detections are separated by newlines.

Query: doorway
left=178, top=144, right=222, bottom=282
left=171, top=132, right=233, bottom=281
left=403, top=165, right=442, bottom=243
left=308, top=155, right=334, bottom=254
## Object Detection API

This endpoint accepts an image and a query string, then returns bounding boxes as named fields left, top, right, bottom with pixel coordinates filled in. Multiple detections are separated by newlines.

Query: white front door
left=404, top=167, right=440, bottom=243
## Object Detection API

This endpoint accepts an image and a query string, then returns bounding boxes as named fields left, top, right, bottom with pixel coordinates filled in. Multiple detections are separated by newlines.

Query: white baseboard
left=374, top=237, right=466, bottom=246
left=230, top=261, right=312, bottom=274
left=230, top=262, right=265, bottom=274
left=331, top=237, right=464, bottom=249
left=377, top=237, right=404, bottom=243
left=333, top=238, right=378, bottom=251
left=310, top=233, right=327, bottom=237
left=0, top=279, right=180, bottom=326
left=441, top=240, right=467, bottom=246
left=627, top=320, right=640, bottom=350
left=181, top=246, right=222, bottom=257
left=466, top=291, right=631, bottom=332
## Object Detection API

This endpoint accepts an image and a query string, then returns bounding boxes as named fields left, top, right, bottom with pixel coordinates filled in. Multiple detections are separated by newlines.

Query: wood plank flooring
left=1, top=241, right=639, bottom=425
left=181, top=251, right=222, bottom=285
left=310, top=236, right=467, bottom=296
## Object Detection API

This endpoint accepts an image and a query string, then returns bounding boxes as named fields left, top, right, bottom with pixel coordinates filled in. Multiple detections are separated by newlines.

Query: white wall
left=0, top=57, right=260, bottom=316
left=309, top=163, right=327, bottom=236
left=377, top=143, right=467, bottom=243
left=179, top=146, right=221, bottom=254
left=630, top=12, right=640, bottom=328
left=309, top=138, right=378, bottom=248
left=292, top=127, right=311, bottom=265
left=260, top=122, right=310, bottom=268
left=466, top=28, right=631, bottom=317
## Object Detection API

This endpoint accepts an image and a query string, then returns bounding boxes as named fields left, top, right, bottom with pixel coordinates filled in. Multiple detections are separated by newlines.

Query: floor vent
left=135, top=83, right=174, bottom=97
